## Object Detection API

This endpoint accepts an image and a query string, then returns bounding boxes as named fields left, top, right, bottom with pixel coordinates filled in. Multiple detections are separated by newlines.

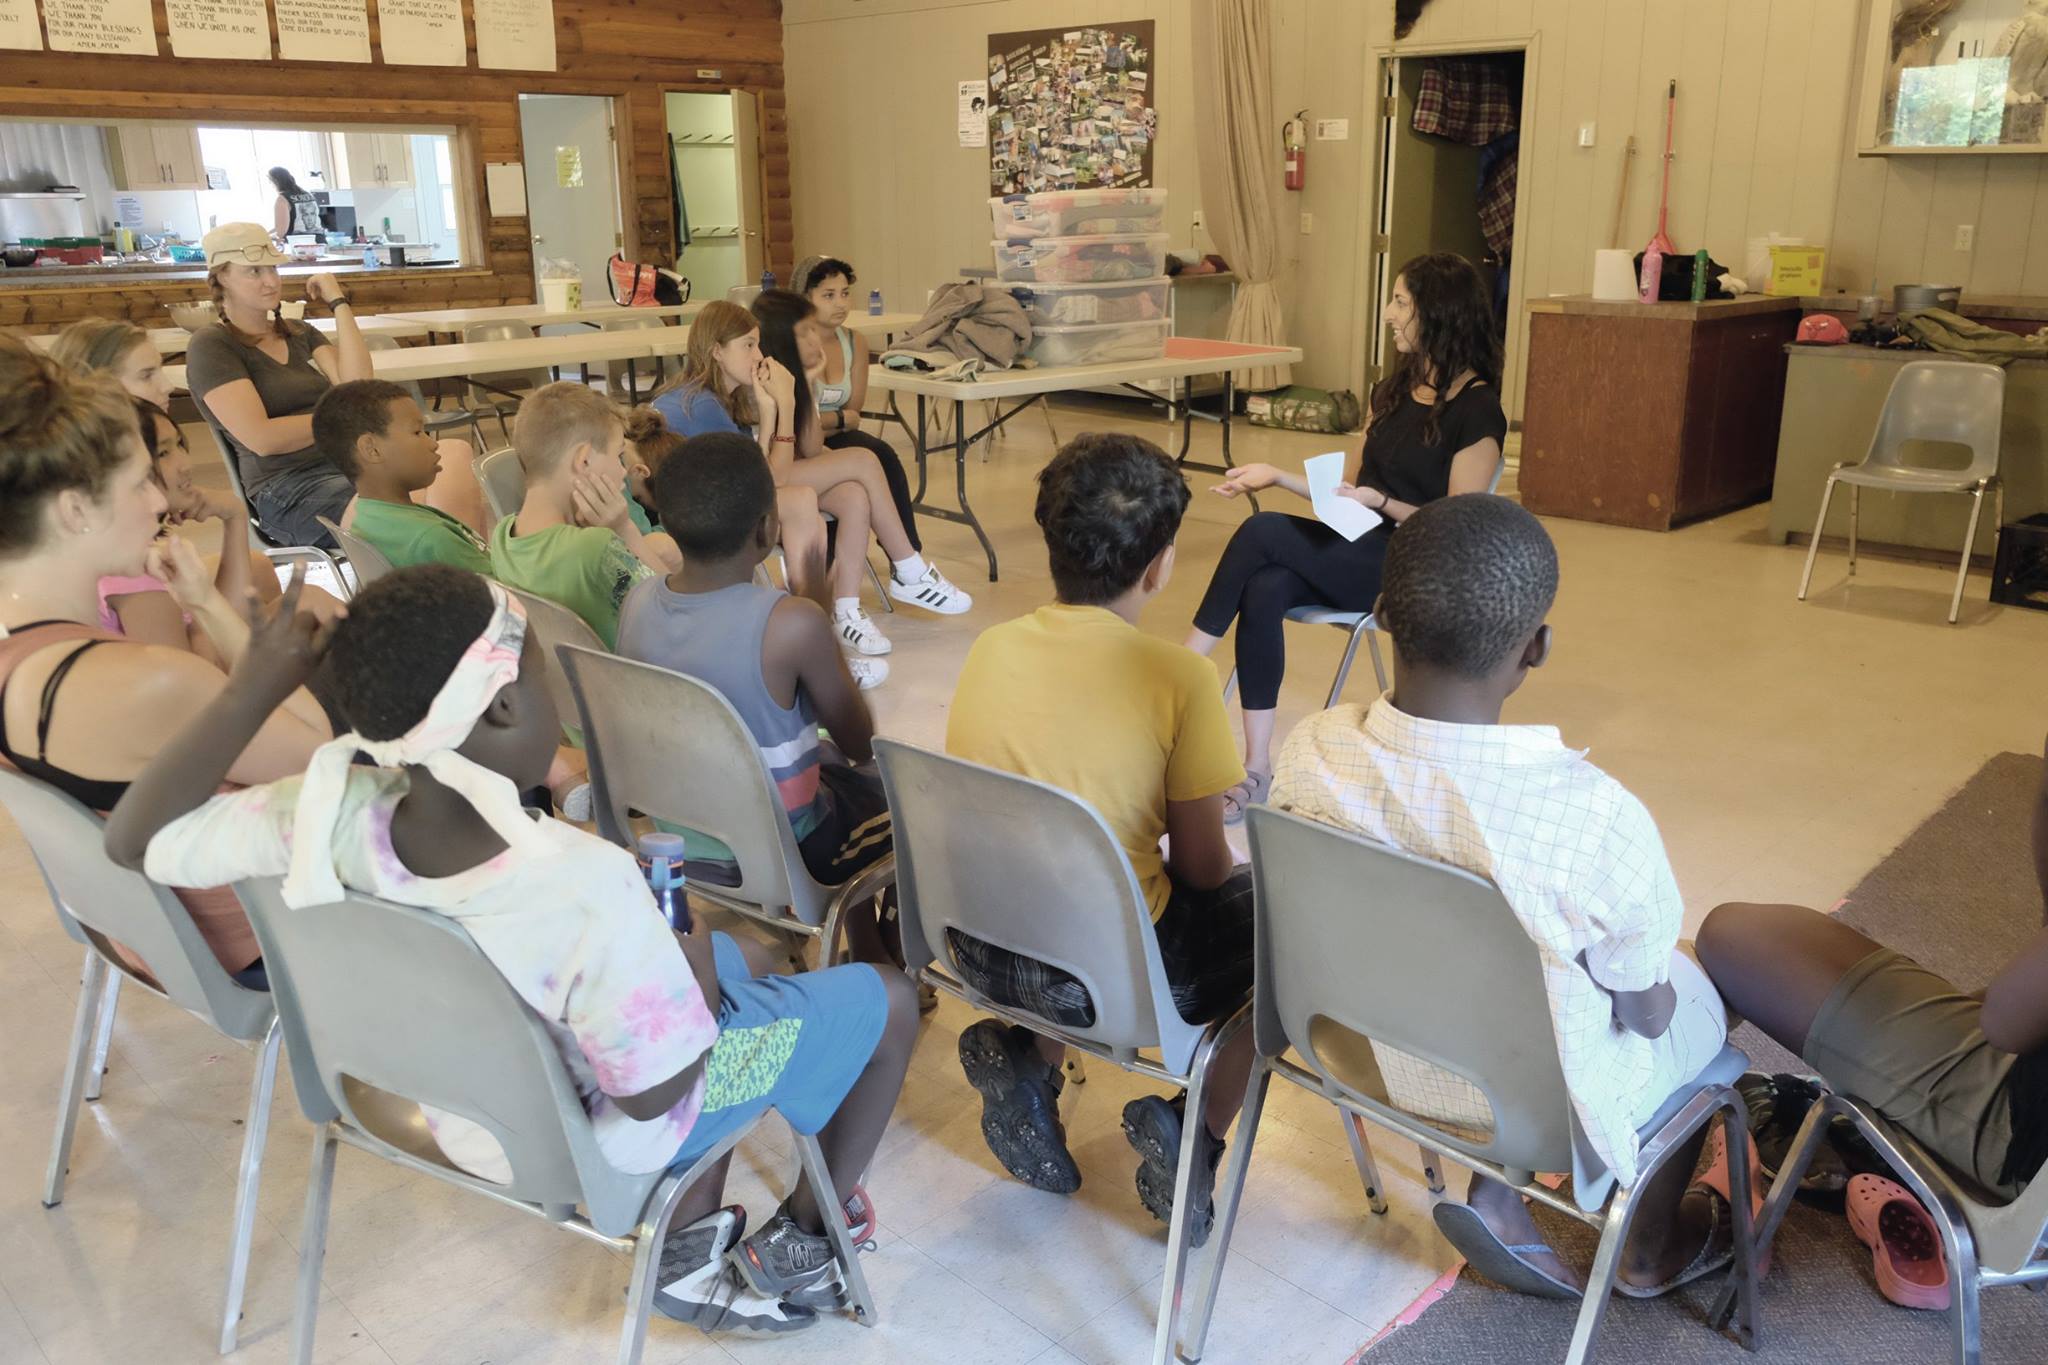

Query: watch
left=320, top=294, right=353, bottom=313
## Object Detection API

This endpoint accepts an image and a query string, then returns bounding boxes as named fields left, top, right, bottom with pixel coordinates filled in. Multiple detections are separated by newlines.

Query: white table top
left=846, top=311, right=922, bottom=339
left=865, top=338, right=1302, bottom=401
left=390, top=302, right=704, bottom=331
left=310, top=314, right=434, bottom=340
left=164, top=326, right=699, bottom=390
left=21, top=326, right=192, bottom=356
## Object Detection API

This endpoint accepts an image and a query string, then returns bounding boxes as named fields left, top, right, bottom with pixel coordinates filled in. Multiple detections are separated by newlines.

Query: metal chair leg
left=289, top=1122, right=340, bottom=1365
left=1365, top=629, right=1389, bottom=694
left=867, top=556, right=894, bottom=613
left=219, top=1018, right=282, bottom=1355
left=1712, top=1098, right=1833, bottom=1331
left=1179, top=1060, right=1271, bottom=1364
left=1151, top=1013, right=1243, bottom=1365
left=1848, top=484, right=1861, bottom=576
left=1341, top=1111, right=1390, bottom=1216
left=1797, top=477, right=1840, bottom=601
left=1951, top=486, right=1988, bottom=624
left=617, top=1168, right=692, bottom=1365
left=1325, top=622, right=1369, bottom=709
left=1564, top=1181, right=1638, bottom=1365
left=794, top=1132, right=878, bottom=1324
left=44, top=951, right=107, bottom=1207
left=1419, top=1146, right=1445, bottom=1195
left=84, top=971, right=119, bottom=1102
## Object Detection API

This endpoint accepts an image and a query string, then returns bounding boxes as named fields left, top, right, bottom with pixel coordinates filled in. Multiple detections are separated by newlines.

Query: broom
left=1647, top=80, right=1677, bottom=257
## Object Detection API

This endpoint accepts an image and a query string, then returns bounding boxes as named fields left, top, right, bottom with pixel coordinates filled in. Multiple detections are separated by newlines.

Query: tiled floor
left=2, top=395, right=2044, bottom=1364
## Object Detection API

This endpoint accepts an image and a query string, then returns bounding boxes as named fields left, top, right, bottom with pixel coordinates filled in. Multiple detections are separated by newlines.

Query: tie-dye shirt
left=143, top=766, right=718, bottom=1184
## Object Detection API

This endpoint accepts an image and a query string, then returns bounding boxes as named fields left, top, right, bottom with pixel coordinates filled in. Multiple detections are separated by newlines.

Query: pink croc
left=1693, top=1123, right=1772, bottom=1276
left=1845, top=1173, right=1950, bottom=1311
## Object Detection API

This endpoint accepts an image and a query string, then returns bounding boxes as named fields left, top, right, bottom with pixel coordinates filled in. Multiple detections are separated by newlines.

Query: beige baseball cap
left=201, top=222, right=291, bottom=268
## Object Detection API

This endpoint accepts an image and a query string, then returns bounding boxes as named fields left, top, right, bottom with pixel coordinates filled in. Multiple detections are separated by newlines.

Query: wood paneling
left=0, top=0, right=787, bottom=327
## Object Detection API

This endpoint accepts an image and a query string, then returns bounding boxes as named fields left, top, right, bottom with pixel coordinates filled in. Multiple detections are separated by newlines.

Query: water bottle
left=759, top=267, right=776, bottom=293
left=361, top=243, right=379, bottom=269
left=867, top=288, right=883, bottom=316
left=637, top=831, right=690, bottom=932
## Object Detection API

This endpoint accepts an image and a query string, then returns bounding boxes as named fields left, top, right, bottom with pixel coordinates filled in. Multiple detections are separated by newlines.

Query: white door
left=519, top=94, right=623, bottom=300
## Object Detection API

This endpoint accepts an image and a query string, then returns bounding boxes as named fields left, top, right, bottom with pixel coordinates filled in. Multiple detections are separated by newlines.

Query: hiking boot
left=1123, top=1093, right=1225, bottom=1248
left=653, top=1206, right=817, bottom=1334
left=958, top=1018, right=1081, bottom=1194
left=731, top=1209, right=846, bottom=1310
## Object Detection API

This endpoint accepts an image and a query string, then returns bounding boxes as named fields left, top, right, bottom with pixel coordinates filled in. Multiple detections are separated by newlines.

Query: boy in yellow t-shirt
left=945, top=432, right=1250, bottom=1246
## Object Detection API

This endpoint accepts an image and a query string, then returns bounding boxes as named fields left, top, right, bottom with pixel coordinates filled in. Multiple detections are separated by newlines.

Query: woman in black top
left=269, top=167, right=322, bottom=241
left=1186, top=253, right=1507, bottom=816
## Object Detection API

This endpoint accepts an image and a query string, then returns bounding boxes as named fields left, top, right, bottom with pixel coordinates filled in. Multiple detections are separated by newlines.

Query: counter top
left=0, top=260, right=467, bottom=290
left=1782, top=341, right=2048, bottom=366
left=1526, top=293, right=1801, bottom=320
left=1798, top=293, right=2048, bottom=323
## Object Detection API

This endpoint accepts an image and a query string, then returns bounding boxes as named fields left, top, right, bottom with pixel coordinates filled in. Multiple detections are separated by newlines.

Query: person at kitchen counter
left=183, top=222, right=483, bottom=550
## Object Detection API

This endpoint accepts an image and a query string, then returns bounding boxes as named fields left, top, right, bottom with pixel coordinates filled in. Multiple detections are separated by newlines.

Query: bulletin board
left=986, top=21, right=1156, bottom=195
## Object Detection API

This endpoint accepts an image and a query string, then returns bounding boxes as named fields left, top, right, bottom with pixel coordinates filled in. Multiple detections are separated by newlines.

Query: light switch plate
left=1300, top=211, right=1314, bottom=235
left=1578, top=122, right=1597, bottom=147
left=1956, top=224, right=1976, bottom=251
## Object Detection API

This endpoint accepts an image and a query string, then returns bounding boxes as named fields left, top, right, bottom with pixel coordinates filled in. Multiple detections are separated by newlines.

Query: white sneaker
left=888, top=564, right=973, bottom=615
left=835, top=605, right=893, bottom=656
left=847, top=656, right=889, bottom=690
left=557, top=781, right=593, bottom=823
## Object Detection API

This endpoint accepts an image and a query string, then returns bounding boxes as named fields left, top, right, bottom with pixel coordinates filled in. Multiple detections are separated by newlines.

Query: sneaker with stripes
left=834, top=605, right=893, bottom=656
left=887, top=564, right=973, bottom=615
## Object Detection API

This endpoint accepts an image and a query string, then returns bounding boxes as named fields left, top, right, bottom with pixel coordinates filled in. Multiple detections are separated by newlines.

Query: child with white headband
left=105, top=564, right=919, bottom=1336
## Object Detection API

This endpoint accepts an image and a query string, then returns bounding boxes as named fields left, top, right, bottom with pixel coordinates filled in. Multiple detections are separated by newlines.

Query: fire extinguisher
left=1283, top=110, right=1308, bottom=191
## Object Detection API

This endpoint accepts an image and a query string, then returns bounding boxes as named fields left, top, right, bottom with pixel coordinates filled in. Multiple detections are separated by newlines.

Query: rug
left=1354, top=751, right=2048, bottom=1364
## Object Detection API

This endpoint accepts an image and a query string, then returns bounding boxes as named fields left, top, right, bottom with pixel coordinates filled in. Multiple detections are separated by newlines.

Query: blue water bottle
left=637, top=831, right=690, bottom=932
left=867, top=288, right=883, bottom=316
left=759, top=267, right=775, bottom=293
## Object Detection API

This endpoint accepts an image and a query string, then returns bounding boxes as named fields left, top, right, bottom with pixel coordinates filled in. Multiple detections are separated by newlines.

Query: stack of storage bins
left=989, top=188, right=1170, bottom=367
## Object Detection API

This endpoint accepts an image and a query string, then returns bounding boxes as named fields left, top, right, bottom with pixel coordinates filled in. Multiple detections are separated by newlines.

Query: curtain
left=0, top=123, right=117, bottom=206
left=1192, top=0, right=1292, bottom=392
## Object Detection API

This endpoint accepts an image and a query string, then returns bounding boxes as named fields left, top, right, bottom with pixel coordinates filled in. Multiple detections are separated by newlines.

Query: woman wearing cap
left=183, top=222, right=483, bottom=549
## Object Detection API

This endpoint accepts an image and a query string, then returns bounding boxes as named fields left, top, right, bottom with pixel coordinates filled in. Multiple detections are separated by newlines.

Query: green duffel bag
left=1245, top=385, right=1362, bottom=434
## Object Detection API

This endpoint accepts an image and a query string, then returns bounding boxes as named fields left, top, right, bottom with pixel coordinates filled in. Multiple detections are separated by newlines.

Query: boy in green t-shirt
left=490, top=381, right=674, bottom=649
left=314, top=380, right=493, bottom=576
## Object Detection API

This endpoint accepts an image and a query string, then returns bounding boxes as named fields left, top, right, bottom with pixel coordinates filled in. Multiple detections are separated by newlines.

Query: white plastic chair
left=363, top=332, right=489, bottom=449
left=232, top=875, right=876, bottom=1365
left=461, top=321, right=551, bottom=441
left=1796, top=359, right=2006, bottom=624
left=476, top=446, right=526, bottom=531
left=871, top=737, right=1250, bottom=1365
left=1708, top=1091, right=2048, bottom=1365
left=1182, top=807, right=1761, bottom=1365
left=0, top=769, right=281, bottom=1356
left=315, top=516, right=395, bottom=589
left=496, top=582, right=605, bottom=748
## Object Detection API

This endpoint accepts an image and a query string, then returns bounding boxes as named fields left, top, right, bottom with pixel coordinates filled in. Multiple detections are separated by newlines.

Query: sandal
left=1846, top=1174, right=1950, bottom=1310
left=1221, top=769, right=1271, bottom=827
left=1693, top=1123, right=1772, bottom=1276
left=1614, top=1186, right=1736, bottom=1298
left=1432, top=1201, right=1582, bottom=1300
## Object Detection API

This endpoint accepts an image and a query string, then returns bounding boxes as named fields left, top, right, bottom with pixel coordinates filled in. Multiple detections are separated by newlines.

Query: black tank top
left=0, top=621, right=130, bottom=811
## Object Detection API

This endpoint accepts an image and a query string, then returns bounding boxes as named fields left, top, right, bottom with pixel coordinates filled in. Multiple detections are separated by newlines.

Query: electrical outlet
left=1300, top=211, right=1314, bottom=235
left=1956, top=223, right=1976, bottom=251
left=1578, top=122, right=1597, bottom=147
left=1191, top=209, right=1205, bottom=233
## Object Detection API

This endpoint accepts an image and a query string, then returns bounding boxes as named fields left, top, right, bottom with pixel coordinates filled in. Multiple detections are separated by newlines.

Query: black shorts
left=684, top=761, right=894, bottom=891
left=948, top=866, right=1256, bottom=1029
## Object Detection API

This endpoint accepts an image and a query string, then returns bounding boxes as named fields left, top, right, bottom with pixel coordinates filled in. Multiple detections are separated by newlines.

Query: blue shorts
left=671, top=933, right=889, bottom=1168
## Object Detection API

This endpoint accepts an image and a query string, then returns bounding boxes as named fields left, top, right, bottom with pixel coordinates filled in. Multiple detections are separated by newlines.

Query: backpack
left=1246, top=385, right=1363, bottom=434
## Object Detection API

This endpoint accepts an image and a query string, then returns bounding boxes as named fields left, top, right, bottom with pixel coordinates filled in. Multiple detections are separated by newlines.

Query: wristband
left=773, top=434, right=796, bottom=444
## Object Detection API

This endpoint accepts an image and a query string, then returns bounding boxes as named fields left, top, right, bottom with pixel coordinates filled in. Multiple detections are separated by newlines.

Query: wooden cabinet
left=107, top=123, right=208, bottom=191
left=331, top=132, right=414, bottom=188
left=1519, top=296, right=1802, bottom=531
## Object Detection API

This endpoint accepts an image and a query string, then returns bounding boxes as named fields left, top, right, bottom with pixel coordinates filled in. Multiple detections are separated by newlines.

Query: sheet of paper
left=1305, top=451, right=1382, bottom=543
left=165, top=0, right=269, bottom=58
left=43, top=0, right=157, bottom=54
left=0, top=0, right=42, bottom=49
left=273, top=0, right=369, bottom=61
left=376, top=0, right=466, bottom=66
left=474, top=0, right=554, bottom=71
left=958, top=79, right=988, bottom=147
left=484, top=161, right=526, bottom=217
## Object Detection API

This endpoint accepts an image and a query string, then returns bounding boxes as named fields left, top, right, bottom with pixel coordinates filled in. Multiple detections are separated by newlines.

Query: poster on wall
left=473, top=0, right=555, bottom=71
left=273, top=0, right=371, bottom=61
left=985, top=21, right=1155, bottom=195
left=43, top=0, right=157, bottom=54
left=0, top=0, right=41, bottom=49
left=376, top=0, right=467, bottom=66
left=165, top=0, right=270, bottom=59
left=958, top=80, right=988, bottom=147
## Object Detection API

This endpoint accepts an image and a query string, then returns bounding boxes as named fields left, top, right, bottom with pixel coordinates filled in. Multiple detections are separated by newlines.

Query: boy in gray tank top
left=615, top=431, right=896, bottom=965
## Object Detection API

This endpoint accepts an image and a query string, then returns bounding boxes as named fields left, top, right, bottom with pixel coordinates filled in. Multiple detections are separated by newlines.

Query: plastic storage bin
left=1008, top=278, right=1170, bottom=328
left=993, top=233, right=1169, bottom=284
left=989, top=188, right=1169, bottom=240
left=1027, top=319, right=1170, bottom=368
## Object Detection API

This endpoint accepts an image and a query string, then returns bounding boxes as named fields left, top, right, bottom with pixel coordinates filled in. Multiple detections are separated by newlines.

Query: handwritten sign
left=165, top=0, right=270, bottom=58
left=473, top=0, right=554, bottom=71
left=43, top=0, right=157, bottom=54
left=274, top=0, right=370, bottom=62
left=377, top=0, right=466, bottom=66
left=0, top=0, right=40, bottom=50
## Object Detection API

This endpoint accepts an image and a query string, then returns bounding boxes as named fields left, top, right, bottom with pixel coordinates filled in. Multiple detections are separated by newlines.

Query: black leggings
left=824, top=427, right=920, bottom=552
left=1191, top=511, right=1390, bottom=711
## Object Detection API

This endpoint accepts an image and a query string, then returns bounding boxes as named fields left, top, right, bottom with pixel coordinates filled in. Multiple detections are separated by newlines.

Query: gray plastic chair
left=461, top=321, right=551, bottom=441
left=476, top=446, right=526, bottom=532
left=1709, top=1092, right=2048, bottom=1365
left=0, top=769, right=280, bottom=1356
left=1181, top=808, right=1760, bottom=1365
left=558, top=644, right=893, bottom=962
left=497, top=583, right=605, bottom=747
left=363, top=332, right=488, bottom=449
left=1221, top=458, right=1503, bottom=709
left=600, top=311, right=667, bottom=401
left=196, top=417, right=354, bottom=587
left=314, top=517, right=395, bottom=589
left=231, top=875, right=875, bottom=1365
left=871, top=738, right=1250, bottom=1365
left=726, top=284, right=762, bottom=306
left=1796, top=359, right=2005, bottom=624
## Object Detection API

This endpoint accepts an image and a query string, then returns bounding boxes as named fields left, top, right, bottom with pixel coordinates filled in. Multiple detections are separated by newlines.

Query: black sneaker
left=958, top=1018, right=1083, bottom=1194
left=731, top=1209, right=847, bottom=1310
left=1123, top=1093, right=1224, bottom=1248
left=653, top=1206, right=818, bottom=1334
